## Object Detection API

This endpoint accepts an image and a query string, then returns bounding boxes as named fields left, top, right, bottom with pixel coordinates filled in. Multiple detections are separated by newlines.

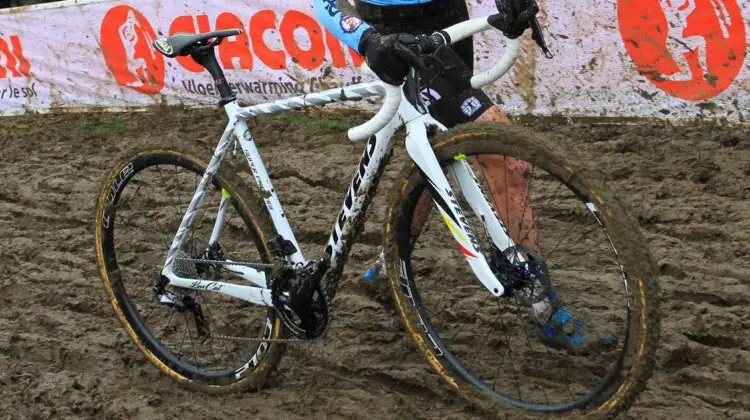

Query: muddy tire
left=384, top=123, right=660, bottom=418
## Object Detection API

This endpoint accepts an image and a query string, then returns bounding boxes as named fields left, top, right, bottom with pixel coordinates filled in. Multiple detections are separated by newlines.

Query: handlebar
left=347, top=16, right=525, bottom=142
left=347, top=65, right=403, bottom=143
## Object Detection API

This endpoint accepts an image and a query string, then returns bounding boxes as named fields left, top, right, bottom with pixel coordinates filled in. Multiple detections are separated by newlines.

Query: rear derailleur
left=154, top=277, right=211, bottom=340
left=152, top=242, right=223, bottom=341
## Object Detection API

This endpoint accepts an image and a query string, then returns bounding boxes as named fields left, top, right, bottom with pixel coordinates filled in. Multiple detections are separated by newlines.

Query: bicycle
left=94, top=15, right=659, bottom=418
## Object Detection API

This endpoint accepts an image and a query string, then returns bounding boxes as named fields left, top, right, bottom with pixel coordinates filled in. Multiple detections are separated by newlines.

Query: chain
left=174, top=257, right=275, bottom=270
left=212, top=332, right=326, bottom=344
left=212, top=312, right=331, bottom=344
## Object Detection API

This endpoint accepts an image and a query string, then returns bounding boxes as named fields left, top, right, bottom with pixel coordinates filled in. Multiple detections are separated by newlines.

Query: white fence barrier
left=0, top=0, right=747, bottom=121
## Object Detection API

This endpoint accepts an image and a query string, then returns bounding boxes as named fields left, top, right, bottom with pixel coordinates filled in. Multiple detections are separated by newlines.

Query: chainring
left=270, top=260, right=330, bottom=340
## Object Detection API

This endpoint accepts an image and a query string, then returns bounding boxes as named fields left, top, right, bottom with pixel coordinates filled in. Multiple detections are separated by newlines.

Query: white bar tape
left=360, top=62, right=376, bottom=78
left=471, top=37, right=521, bottom=88
left=347, top=82, right=401, bottom=142
left=443, top=16, right=493, bottom=44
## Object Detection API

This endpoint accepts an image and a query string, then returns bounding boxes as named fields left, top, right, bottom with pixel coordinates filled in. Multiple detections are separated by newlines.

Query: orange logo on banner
left=100, top=5, right=164, bottom=95
left=618, top=0, right=746, bottom=101
left=0, top=35, right=31, bottom=79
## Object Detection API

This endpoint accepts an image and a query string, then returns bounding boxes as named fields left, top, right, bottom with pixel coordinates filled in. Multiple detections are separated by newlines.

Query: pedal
left=267, top=234, right=297, bottom=258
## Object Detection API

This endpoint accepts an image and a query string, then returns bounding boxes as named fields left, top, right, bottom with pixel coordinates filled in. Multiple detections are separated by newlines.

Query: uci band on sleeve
left=314, top=0, right=434, bottom=52
left=314, top=0, right=371, bottom=52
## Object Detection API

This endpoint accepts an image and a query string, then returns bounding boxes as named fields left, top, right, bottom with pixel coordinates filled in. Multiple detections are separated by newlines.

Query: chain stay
left=174, top=257, right=331, bottom=344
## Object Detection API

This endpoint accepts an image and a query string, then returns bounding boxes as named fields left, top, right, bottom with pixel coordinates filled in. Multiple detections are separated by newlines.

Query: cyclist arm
left=314, top=0, right=371, bottom=52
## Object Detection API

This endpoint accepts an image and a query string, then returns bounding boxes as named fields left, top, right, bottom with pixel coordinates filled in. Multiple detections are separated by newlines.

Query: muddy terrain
left=0, top=107, right=748, bottom=419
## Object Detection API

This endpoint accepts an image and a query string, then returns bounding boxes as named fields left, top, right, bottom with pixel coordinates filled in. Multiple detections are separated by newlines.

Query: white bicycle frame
left=158, top=16, right=523, bottom=307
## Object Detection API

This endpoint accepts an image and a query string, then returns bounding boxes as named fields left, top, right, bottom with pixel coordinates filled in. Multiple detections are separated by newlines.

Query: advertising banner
left=0, top=0, right=747, bottom=121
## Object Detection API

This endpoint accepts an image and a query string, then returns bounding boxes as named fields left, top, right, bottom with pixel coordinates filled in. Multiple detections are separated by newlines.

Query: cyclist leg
left=473, top=108, right=539, bottom=250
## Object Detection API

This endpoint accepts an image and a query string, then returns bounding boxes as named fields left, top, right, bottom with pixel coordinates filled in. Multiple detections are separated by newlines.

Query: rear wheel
left=94, top=149, right=284, bottom=392
left=385, top=123, right=659, bottom=418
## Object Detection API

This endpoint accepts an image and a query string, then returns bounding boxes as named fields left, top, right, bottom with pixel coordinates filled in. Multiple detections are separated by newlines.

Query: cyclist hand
left=490, top=0, right=540, bottom=39
left=359, top=30, right=426, bottom=85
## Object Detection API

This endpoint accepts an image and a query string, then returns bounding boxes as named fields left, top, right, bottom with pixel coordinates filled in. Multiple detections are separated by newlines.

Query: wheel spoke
left=156, top=164, right=185, bottom=222
left=139, top=185, right=174, bottom=254
left=545, top=223, right=599, bottom=261
left=495, top=299, right=523, bottom=401
left=510, top=295, right=553, bottom=404
left=186, top=310, right=200, bottom=368
left=513, top=165, right=535, bottom=247
left=159, top=309, right=177, bottom=343
left=467, top=312, right=502, bottom=372
left=204, top=301, right=238, bottom=369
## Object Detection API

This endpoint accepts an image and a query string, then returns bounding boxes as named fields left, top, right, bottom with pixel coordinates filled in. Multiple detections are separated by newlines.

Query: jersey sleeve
left=314, top=0, right=371, bottom=52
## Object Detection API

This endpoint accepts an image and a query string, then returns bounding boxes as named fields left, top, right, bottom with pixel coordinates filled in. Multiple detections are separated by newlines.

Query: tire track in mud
left=0, top=109, right=748, bottom=419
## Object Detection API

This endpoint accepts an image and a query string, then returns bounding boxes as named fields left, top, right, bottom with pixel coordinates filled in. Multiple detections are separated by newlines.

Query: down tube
left=322, top=121, right=400, bottom=295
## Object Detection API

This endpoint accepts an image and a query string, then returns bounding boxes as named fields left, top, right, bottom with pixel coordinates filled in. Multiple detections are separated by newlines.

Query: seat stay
left=161, top=121, right=236, bottom=271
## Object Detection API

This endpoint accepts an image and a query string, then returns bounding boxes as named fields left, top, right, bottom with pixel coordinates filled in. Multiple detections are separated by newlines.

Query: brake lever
left=395, top=33, right=449, bottom=115
left=530, top=17, right=553, bottom=59
left=407, top=67, right=429, bottom=115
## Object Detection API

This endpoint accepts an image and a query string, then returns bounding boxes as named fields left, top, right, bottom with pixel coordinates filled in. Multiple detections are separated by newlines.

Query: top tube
left=234, top=81, right=385, bottom=120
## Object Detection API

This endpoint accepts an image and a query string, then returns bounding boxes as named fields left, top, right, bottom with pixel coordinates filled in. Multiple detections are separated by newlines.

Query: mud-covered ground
left=0, top=107, right=748, bottom=419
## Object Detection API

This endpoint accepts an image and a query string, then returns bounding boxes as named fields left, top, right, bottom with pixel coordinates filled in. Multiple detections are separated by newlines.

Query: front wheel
left=385, top=123, right=660, bottom=418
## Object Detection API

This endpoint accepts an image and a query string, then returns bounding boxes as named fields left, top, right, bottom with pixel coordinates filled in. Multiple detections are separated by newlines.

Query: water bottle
left=362, top=248, right=386, bottom=291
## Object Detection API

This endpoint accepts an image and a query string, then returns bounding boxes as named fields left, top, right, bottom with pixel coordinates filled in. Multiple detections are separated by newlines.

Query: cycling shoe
left=536, top=302, right=618, bottom=353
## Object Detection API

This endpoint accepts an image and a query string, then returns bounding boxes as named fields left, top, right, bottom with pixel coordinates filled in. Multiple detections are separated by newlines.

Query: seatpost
left=190, top=46, right=236, bottom=106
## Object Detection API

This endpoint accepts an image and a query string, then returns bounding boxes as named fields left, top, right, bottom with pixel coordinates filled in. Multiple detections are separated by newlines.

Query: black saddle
left=152, top=29, right=243, bottom=58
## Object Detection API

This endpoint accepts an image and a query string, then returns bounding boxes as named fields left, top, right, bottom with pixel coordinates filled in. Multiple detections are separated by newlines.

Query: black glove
left=358, top=29, right=426, bottom=85
left=490, top=0, right=539, bottom=39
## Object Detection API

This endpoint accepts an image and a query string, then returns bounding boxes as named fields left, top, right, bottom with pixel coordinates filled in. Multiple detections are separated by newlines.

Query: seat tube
left=233, top=119, right=305, bottom=264
left=208, top=194, right=231, bottom=246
